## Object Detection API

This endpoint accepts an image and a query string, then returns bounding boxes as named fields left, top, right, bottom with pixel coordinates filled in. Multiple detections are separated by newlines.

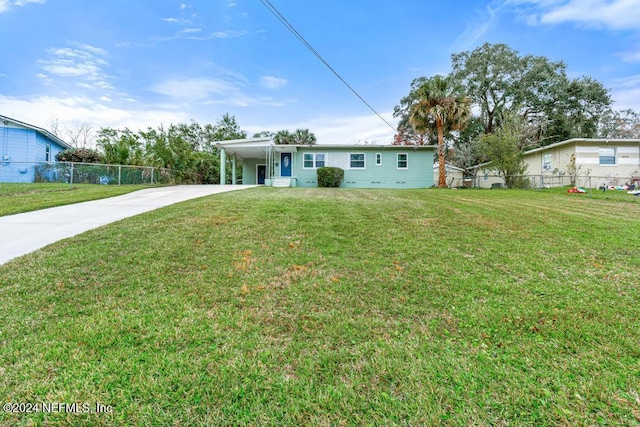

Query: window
left=303, top=153, right=326, bottom=169
left=45, top=144, right=52, bottom=162
left=375, top=153, right=382, bottom=166
left=483, top=170, right=489, bottom=181
left=397, top=153, right=408, bottom=169
left=599, top=147, right=616, bottom=165
left=542, top=153, right=552, bottom=170
left=350, top=153, right=365, bottom=169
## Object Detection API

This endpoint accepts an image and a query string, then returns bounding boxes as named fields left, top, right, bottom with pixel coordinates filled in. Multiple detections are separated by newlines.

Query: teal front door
left=281, top=153, right=292, bottom=177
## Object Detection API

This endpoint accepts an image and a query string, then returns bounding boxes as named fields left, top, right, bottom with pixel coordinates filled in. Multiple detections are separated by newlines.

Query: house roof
left=216, top=138, right=434, bottom=160
left=0, top=114, right=72, bottom=149
left=523, top=138, right=640, bottom=156
left=434, top=163, right=466, bottom=173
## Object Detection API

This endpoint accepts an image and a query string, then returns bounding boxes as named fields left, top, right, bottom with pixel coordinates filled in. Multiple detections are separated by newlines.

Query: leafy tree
left=96, top=128, right=144, bottom=165
left=451, top=43, right=612, bottom=144
left=211, top=113, right=247, bottom=142
left=598, top=108, right=640, bottom=139
left=273, top=129, right=317, bottom=145
left=394, top=77, right=439, bottom=146
left=478, top=113, right=532, bottom=188
left=252, top=131, right=275, bottom=138
left=408, top=75, right=471, bottom=188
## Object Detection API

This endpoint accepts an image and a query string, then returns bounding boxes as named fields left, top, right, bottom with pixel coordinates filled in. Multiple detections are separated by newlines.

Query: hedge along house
left=217, top=138, right=435, bottom=188
left=1, top=114, right=72, bottom=182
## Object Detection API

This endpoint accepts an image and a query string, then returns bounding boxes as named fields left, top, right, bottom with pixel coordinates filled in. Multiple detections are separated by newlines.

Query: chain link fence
left=472, top=174, right=640, bottom=190
left=0, top=161, right=176, bottom=185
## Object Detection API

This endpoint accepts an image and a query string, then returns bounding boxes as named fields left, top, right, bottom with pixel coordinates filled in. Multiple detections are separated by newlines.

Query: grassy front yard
left=1, top=188, right=639, bottom=425
left=0, top=183, right=149, bottom=217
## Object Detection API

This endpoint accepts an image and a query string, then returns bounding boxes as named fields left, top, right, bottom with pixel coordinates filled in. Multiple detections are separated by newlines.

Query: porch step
left=272, top=178, right=291, bottom=188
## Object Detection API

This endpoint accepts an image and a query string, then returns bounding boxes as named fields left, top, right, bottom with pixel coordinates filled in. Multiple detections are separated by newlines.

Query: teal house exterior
left=217, top=138, right=435, bottom=188
left=1, top=114, right=71, bottom=182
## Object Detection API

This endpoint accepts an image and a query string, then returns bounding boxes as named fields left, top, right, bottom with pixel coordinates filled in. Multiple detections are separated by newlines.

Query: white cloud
left=619, top=49, right=640, bottom=63
left=39, top=44, right=110, bottom=85
left=0, top=0, right=45, bottom=12
left=179, top=3, right=189, bottom=9
left=14, top=0, right=45, bottom=5
left=248, top=112, right=398, bottom=145
left=150, top=75, right=288, bottom=108
left=162, top=17, right=189, bottom=24
left=150, top=77, right=238, bottom=101
left=0, top=95, right=189, bottom=135
left=609, top=74, right=640, bottom=111
left=259, top=75, right=288, bottom=90
left=506, top=0, right=640, bottom=31
left=453, top=6, right=498, bottom=51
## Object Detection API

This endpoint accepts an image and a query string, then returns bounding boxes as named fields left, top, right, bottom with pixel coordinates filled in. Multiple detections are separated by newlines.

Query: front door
left=280, top=153, right=292, bottom=177
left=257, top=165, right=266, bottom=185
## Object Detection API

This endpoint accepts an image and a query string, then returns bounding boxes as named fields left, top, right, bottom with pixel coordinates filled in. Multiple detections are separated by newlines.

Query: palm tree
left=274, top=129, right=317, bottom=145
left=409, top=75, right=471, bottom=188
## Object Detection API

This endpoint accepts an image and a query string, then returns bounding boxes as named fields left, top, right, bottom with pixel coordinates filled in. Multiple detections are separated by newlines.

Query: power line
left=258, top=0, right=397, bottom=132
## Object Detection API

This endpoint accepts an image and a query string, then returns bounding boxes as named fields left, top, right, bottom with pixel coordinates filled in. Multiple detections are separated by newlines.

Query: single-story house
left=523, top=138, right=640, bottom=188
left=474, top=138, right=640, bottom=188
left=1, top=114, right=72, bottom=183
left=217, top=138, right=435, bottom=188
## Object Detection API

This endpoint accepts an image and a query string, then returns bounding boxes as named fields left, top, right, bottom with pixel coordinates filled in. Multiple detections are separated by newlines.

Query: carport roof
left=216, top=137, right=273, bottom=160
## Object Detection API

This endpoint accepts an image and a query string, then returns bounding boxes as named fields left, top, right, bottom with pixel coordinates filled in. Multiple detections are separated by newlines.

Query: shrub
left=317, top=166, right=344, bottom=188
left=55, top=148, right=104, bottom=163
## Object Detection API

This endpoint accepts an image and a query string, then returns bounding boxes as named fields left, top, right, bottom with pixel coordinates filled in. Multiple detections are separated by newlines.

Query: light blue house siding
left=218, top=139, right=435, bottom=188
left=1, top=116, right=70, bottom=182
left=293, top=147, right=433, bottom=188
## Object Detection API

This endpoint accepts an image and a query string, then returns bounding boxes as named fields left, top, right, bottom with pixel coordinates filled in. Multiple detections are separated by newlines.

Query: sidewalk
left=0, top=185, right=257, bottom=265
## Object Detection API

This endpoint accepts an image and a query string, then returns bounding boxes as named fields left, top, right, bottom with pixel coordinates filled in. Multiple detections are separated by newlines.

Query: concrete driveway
left=0, top=185, right=258, bottom=265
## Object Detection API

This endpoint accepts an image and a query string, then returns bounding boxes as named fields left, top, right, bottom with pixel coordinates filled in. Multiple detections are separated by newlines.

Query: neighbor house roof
left=0, top=114, right=72, bottom=149
left=523, top=138, right=640, bottom=156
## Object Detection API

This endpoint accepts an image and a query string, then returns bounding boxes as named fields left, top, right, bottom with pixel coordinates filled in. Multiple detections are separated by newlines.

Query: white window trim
left=375, top=152, right=382, bottom=166
left=598, top=147, right=616, bottom=166
left=396, top=153, right=409, bottom=170
left=542, top=153, right=552, bottom=171
left=45, top=143, right=52, bottom=163
left=303, top=152, right=327, bottom=169
left=349, top=153, right=366, bottom=170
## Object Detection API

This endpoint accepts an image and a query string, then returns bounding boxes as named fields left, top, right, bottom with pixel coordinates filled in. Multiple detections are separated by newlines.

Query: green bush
left=317, top=166, right=344, bottom=188
left=55, top=148, right=104, bottom=163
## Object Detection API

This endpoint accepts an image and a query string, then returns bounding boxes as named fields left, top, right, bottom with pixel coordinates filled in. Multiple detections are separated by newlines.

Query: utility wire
left=259, top=0, right=397, bottom=132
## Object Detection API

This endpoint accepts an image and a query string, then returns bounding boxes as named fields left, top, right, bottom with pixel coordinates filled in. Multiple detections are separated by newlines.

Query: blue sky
left=1, top=0, right=639, bottom=145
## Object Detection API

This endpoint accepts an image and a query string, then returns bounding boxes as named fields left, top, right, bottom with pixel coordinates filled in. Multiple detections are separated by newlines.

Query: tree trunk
left=437, top=118, right=447, bottom=188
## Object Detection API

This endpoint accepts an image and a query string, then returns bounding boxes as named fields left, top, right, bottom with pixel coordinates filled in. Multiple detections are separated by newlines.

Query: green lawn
left=1, top=188, right=639, bottom=426
left=0, top=183, right=150, bottom=216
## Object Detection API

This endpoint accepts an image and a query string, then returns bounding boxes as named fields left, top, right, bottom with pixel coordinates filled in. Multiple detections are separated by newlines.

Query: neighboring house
left=217, top=138, right=435, bottom=188
left=522, top=138, right=640, bottom=188
left=433, top=163, right=469, bottom=188
left=474, top=138, right=640, bottom=188
left=1, top=114, right=72, bottom=183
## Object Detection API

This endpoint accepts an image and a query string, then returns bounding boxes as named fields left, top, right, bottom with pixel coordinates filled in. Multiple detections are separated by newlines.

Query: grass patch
left=1, top=188, right=639, bottom=425
left=0, top=183, right=150, bottom=216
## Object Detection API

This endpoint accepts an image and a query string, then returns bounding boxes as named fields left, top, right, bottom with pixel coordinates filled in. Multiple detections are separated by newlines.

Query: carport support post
left=220, top=148, right=226, bottom=185
left=231, top=155, right=237, bottom=185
